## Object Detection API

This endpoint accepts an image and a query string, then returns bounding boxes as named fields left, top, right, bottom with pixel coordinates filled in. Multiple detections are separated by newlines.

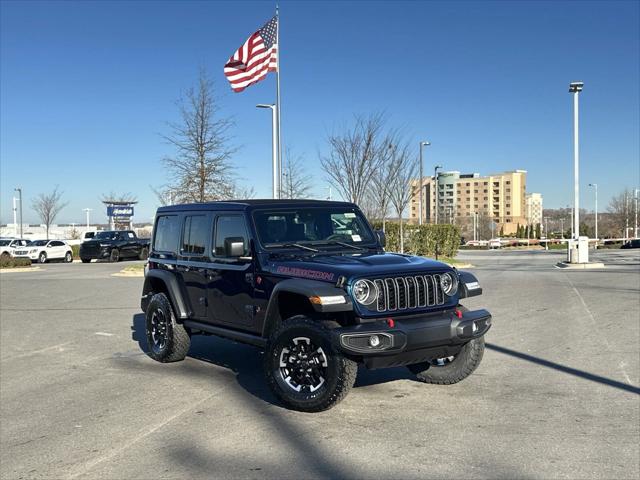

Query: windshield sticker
left=344, top=212, right=356, bottom=218
left=276, top=266, right=335, bottom=281
left=352, top=234, right=362, bottom=242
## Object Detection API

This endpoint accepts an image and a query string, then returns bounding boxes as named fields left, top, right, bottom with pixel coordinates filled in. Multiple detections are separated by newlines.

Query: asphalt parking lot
left=1, top=250, right=639, bottom=479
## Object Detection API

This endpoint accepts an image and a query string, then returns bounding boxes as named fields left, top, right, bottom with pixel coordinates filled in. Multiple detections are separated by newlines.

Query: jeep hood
left=265, top=252, right=452, bottom=283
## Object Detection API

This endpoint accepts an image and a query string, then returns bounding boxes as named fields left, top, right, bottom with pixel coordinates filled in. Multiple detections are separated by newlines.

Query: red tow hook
left=455, top=309, right=463, bottom=319
left=386, top=318, right=395, bottom=328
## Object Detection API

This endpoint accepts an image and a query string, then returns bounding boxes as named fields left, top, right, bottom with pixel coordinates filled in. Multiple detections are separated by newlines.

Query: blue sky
left=1, top=0, right=638, bottom=224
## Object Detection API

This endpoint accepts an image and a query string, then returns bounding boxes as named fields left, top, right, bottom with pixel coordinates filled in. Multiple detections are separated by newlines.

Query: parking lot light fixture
left=588, top=183, right=598, bottom=244
left=569, top=81, right=583, bottom=240
left=14, top=187, right=23, bottom=238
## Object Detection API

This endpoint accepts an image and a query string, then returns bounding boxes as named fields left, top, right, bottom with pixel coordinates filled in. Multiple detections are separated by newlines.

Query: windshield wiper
left=312, top=240, right=364, bottom=251
left=278, top=243, right=319, bottom=252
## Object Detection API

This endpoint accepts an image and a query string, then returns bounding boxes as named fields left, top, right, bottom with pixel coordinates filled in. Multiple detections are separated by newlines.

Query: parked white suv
left=14, top=240, right=73, bottom=264
left=0, top=238, right=30, bottom=258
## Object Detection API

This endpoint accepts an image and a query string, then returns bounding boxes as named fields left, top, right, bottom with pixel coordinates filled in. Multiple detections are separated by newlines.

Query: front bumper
left=332, top=308, right=492, bottom=369
left=13, top=253, right=39, bottom=260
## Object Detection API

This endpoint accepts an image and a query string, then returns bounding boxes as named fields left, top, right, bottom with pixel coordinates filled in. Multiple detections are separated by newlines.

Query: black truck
left=80, top=230, right=149, bottom=263
left=140, top=200, right=491, bottom=412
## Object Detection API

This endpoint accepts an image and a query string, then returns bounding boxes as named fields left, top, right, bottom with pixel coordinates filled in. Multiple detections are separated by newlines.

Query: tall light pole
left=418, top=141, right=430, bottom=225
left=257, top=103, right=279, bottom=199
left=569, top=81, right=583, bottom=239
left=14, top=187, right=23, bottom=238
left=83, top=208, right=92, bottom=228
left=588, top=183, right=598, bottom=243
left=434, top=165, right=442, bottom=224
left=12, top=197, right=18, bottom=237
left=635, top=188, right=639, bottom=238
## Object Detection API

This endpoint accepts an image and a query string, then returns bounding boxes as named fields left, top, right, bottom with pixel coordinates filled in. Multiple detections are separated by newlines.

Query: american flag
left=224, top=16, right=278, bottom=93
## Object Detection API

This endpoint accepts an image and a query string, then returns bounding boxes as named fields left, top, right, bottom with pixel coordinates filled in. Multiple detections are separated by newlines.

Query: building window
left=506, top=181, right=511, bottom=185
left=466, top=183, right=470, bottom=186
left=466, top=190, right=470, bottom=194
left=506, top=204, right=510, bottom=207
left=506, top=211, right=510, bottom=215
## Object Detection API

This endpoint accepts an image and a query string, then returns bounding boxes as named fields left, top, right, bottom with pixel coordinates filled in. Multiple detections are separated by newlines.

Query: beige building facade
left=525, top=193, right=544, bottom=227
left=409, top=170, right=529, bottom=235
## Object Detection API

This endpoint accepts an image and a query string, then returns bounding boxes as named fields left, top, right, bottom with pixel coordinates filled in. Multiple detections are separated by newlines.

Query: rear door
left=176, top=213, right=212, bottom=319
left=207, top=214, right=256, bottom=330
left=49, top=241, right=66, bottom=259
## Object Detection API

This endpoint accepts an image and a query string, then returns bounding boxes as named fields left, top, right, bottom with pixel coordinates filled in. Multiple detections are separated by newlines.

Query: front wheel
left=38, top=252, right=47, bottom=264
left=264, top=317, right=357, bottom=412
left=109, top=249, right=120, bottom=263
left=407, top=337, right=485, bottom=385
left=145, top=293, right=190, bottom=363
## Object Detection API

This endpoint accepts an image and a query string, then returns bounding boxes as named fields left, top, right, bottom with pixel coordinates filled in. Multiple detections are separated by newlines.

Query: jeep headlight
left=440, top=272, right=459, bottom=296
left=352, top=279, right=377, bottom=306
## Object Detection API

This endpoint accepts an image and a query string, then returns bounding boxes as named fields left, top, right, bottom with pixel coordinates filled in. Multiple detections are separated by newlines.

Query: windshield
left=95, top=232, right=118, bottom=240
left=0, top=240, right=10, bottom=246
left=31, top=240, right=48, bottom=246
left=253, top=207, right=375, bottom=248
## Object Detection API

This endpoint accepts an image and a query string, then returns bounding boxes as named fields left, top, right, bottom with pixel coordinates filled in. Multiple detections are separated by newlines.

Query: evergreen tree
left=536, top=223, right=541, bottom=239
left=499, top=225, right=504, bottom=237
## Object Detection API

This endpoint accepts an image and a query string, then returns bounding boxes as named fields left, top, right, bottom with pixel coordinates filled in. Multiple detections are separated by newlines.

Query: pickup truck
left=79, top=230, right=149, bottom=263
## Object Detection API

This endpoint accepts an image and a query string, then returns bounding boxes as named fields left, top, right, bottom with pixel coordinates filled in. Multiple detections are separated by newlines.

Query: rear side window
left=182, top=215, right=210, bottom=256
left=154, top=215, right=181, bottom=253
left=214, top=215, right=248, bottom=257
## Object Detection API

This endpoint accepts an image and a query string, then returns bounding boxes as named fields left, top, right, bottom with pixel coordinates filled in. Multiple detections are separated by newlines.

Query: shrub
left=71, top=245, right=80, bottom=259
left=0, top=257, right=32, bottom=269
left=371, top=222, right=460, bottom=258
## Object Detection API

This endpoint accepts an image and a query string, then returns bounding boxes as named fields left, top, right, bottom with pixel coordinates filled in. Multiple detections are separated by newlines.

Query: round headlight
left=352, top=279, right=378, bottom=306
left=440, top=272, right=459, bottom=296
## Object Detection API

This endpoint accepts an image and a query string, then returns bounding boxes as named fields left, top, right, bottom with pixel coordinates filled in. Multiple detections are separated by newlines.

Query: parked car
left=81, top=232, right=96, bottom=242
left=488, top=238, right=502, bottom=249
left=79, top=230, right=150, bottom=263
left=13, top=240, right=73, bottom=263
left=621, top=239, right=640, bottom=249
left=141, top=200, right=491, bottom=412
left=0, top=238, right=30, bottom=258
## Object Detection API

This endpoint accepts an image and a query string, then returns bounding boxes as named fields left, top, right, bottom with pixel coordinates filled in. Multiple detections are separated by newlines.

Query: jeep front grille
left=372, top=274, right=445, bottom=312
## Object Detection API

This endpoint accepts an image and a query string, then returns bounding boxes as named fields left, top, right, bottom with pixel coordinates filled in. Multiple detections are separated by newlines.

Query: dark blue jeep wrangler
left=141, top=200, right=491, bottom=412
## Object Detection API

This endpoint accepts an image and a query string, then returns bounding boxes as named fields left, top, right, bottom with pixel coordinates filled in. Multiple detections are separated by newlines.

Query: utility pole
left=560, top=218, right=565, bottom=239
left=14, top=187, right=23, bottom=239
left=434, top=165, right=442, bottom=224
left=12, top=197, right=18, bottom=237
left=83, top=208, right=92, bottom=228
left=569, top=81, right=583, bottom=240
left=635, top=188, right=639, bottom=238
left=589, top=183, right=598, bottom=244
left=418, top=141, right=430, bottom=225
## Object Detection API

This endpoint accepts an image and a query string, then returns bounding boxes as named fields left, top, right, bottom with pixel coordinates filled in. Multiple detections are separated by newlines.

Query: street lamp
left=14, top=187, right=23, bottom=238
left=635, top=188, right=639, bottom=238
left=588, top=183, right=598, bottom=244
left=418, top=141, right=430, bottom=225
left=83, top=208, right=92, bottom=228
left=434, top=165, right=443, bottom=224
left=569, top=81, right=583, bottom=240
left=256, top=103, right=278, bottom=199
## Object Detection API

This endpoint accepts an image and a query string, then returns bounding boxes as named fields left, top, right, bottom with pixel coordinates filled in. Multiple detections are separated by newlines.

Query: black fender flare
left=261, top=278, right=353, bottom=337
left=457, top=270, right=483, bottom=298
left=142, top=269, right=190, bottom=319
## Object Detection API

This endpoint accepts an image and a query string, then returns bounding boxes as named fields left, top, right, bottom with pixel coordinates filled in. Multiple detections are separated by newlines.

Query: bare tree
left=607, top=187, right=635, bottom=237
left=388, top=143, right=417, bottom=253
left=281, top=147, right=312, bottom=199
left=32, top=186, right=68, bottom=239
left=161, top=68, right=237, bottom=203
left=320, top=113, right=388, bottom=205
left=100, top=192, right=138, bottom=203
left=370, top=132, right=405, bottom=230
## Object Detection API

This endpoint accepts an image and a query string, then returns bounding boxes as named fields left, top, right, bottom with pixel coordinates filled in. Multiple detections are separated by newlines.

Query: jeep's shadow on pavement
left=132, top=313, right=415, bottom=407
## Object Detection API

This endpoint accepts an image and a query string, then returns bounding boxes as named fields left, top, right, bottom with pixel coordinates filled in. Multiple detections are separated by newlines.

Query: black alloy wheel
left=278, top=336, right=329, bottom=394
left=149, top=309, right=168, bottom=355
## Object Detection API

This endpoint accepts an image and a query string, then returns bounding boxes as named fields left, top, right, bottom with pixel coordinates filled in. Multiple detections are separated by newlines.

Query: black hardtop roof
left=157, top=199, right=357, bottom=213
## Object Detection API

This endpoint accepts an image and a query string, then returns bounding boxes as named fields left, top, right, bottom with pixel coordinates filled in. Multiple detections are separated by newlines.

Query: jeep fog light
left=369, top=335, right=380, bottom=347
left=440, top=272, right=459, bottom=296
left=353, top=279, right=378, bottom=306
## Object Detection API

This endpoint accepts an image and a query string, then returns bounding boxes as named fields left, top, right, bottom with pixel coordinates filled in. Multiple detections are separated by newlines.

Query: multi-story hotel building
left=409, top=170, right=531, bottom=235
left=525, top=193, right=544, bottom=227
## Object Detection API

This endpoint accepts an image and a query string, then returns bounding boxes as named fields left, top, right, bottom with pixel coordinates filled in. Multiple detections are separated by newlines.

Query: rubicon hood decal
left=276, top=266, right=335, bottom=282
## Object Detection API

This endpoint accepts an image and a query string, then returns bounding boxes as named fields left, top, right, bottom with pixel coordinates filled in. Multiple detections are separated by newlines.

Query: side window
left=181, top=215, right=210, bottom=256
left=214, top=215, right=248, bottom=257
left=51, top=241, right=64, bottom=247
left=153, top=215, right=181, bottom=254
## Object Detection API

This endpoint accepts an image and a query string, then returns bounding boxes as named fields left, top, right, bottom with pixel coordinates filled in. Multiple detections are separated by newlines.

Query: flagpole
left=276, top=5, right=282, bottom=199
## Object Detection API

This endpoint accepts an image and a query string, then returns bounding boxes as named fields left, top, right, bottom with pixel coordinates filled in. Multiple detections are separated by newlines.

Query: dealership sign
left=107, top=206, right=134, bottom=217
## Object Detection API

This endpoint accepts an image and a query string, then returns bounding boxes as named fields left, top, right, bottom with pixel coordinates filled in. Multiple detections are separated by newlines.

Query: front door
left=176, top=214, right=212, bottom=319
left=207, top=214, right=256, bottom=331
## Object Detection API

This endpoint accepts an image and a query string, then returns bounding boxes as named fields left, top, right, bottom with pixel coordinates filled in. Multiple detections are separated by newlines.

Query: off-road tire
left=81, top=258, right=91, bottom=263
left=64, top=252, right=73, bottom=263
left=38, top=252, right=47, bottom=264
left=139, top=247, right=149, bottom=260
left=145, top=293, right=190, bottom=363
left=264, top=316, right=357, bottom=412
left=109, top=249, right=120, bottom=263
left=407, top=336, right=485, bottom=384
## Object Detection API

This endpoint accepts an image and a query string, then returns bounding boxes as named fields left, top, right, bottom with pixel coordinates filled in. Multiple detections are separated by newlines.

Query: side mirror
left=375, top=230, right=386, bottom=248
left=224, top=237, right=246, bottom=257
left=47, top=244, right=53, bottom=248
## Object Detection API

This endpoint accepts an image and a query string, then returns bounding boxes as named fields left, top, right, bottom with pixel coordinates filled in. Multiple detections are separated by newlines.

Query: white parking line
left=94, top=332, right=114, bottom=337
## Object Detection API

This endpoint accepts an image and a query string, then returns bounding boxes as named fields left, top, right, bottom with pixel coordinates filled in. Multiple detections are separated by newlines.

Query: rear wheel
left=264, top=316, right=357, bottom=412
left=109, top=249, right=120, bottom=263
left=139, top=247, right=149, bottom=260
left=38, top=252, right=47, bottom=264
left=64, top=251, right=73, bottom=263
left=145, top=293, right=190, bottom=363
